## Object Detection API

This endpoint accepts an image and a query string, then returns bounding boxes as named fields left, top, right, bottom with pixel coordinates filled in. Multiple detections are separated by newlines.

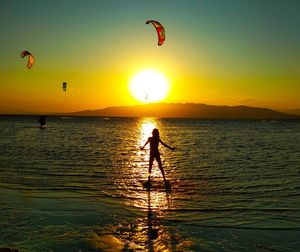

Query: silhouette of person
left=140, top=128, right=175, bottom=187
left=38, top=115, right=46, bottom=128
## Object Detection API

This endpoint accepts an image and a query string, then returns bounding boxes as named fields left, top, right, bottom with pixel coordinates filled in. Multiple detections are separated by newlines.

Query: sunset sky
left=0, top=0, right=299, bottom=114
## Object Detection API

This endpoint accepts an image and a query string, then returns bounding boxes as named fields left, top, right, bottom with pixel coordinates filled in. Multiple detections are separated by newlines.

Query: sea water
left=0, top=116, right=299, bottom=251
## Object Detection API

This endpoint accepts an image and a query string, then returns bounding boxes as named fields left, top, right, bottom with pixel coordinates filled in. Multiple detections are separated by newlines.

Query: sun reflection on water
left=92, top=118, right=195, bottom=251
left=90, top=117, right=194, bottom=251
left=138, top=117, right=158, bottom=147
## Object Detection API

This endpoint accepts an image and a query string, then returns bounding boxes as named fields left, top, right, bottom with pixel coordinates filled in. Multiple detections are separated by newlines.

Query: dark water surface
left=0, top=116, right=299, bottom=251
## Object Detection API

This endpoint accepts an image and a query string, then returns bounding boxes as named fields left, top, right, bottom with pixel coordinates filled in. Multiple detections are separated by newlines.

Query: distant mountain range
left=65, top=103, right=300, bottom=119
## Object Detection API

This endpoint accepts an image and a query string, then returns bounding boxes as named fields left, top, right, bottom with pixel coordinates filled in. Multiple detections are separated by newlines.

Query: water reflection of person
left=140, top=128, right=175, bottom=187
left=146, top=187, right=173, bottom=251
left=146, top=190, right=158, bottom=252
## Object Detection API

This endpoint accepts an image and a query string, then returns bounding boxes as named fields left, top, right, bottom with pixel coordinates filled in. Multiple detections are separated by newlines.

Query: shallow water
left=0, top=116, right=299, bottom=251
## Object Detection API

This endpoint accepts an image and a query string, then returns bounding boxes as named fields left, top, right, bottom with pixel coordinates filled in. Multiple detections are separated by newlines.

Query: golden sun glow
left=129, top=69, right=170, bottom=103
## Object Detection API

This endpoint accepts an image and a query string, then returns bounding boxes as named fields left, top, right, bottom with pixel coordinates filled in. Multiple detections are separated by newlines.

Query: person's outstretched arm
left=140, top=139, right=150, bottom=150
left=160, top=139, right=175, bottom=151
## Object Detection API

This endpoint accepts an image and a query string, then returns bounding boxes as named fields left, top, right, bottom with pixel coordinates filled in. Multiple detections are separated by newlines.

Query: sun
left=129, top=69, right=170, bottom=103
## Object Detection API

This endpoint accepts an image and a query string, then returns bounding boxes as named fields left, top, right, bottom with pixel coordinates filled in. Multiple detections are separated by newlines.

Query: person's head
left=152, top=128, right=159, bottom=139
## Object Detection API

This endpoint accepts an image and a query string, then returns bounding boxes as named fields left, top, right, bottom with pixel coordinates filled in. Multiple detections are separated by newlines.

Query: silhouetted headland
left=65, top=103, right=300, bottom=119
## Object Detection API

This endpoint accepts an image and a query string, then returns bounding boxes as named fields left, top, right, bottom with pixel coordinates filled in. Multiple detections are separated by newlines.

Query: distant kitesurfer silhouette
left=140, top=128, right=175, bottom=188
left=38, top=115, right=46, bottom=128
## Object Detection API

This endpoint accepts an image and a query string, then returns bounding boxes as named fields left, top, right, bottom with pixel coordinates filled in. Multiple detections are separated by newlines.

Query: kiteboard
left=142, top=180, right=171, bottom=190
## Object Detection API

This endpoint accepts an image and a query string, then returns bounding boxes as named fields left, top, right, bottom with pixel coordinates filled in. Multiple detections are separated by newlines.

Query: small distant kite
left=143, top=91, right=149, bottom=101
left=146, top=20, right=165, bottom=46
left=62, top=82, right=67, bottom=92
left=21, top=50, right=34, bottom=69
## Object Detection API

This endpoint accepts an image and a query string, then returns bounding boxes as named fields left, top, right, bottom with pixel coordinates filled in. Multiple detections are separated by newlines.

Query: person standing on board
left=38, top=115, right=46, bottom=129
left=140, top=128, right=175, bottom=187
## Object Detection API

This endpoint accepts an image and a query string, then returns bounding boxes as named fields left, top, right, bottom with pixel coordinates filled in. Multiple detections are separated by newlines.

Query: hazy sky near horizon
left=0, top=0, right=299, bottom=113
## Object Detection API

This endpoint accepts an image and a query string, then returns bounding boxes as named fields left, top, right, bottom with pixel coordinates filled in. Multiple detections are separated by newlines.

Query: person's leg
left=148, top=155, right=154, bottom=182
left=156, top=155, right=166, bottom=182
